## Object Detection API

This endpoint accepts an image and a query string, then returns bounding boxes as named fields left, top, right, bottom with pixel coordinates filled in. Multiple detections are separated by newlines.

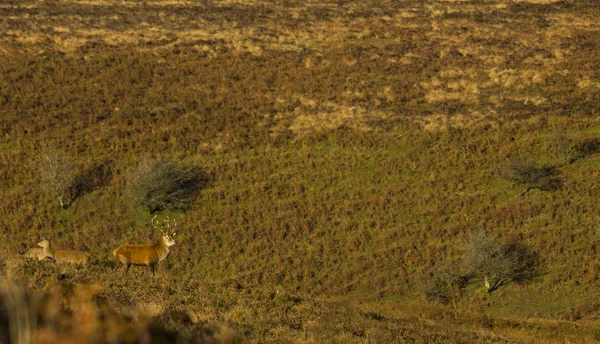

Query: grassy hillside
left=1, top=0, right=600, bottom=342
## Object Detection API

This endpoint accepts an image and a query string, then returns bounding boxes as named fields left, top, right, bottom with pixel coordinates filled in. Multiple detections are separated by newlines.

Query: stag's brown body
left=113, top=216, right=177, bottom=276
left=112, top=240, right=172, bottom=271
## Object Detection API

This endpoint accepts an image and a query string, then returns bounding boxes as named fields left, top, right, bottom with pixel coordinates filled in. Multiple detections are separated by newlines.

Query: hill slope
left=1, top=0, right=600, bottom=342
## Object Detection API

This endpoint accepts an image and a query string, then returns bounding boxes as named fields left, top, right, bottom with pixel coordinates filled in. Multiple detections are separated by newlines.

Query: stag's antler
left=151, top=215, right=166, bottom=236
left=162, top=217, right=177, bottom=236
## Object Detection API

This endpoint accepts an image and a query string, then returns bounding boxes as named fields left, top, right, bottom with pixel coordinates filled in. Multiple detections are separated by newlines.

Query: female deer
left=37, top=238, right=90, bottom=265
left=22, top=247, right=45, bottom=260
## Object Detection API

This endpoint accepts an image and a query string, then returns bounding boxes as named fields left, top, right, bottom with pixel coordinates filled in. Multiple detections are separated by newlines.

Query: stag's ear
left=172, top=232, right=177, bottom=236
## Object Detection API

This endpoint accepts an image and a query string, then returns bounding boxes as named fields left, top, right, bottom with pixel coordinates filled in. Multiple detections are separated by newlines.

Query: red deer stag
left=113, top=216, right=177, bottom=276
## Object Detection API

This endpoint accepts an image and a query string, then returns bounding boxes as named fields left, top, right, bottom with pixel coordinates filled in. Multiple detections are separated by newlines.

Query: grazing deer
left=113, top=216, right=177, bottom=276
left=37, top=238, right=90, bottom=265
left=22, top=247, right=46, bottom=261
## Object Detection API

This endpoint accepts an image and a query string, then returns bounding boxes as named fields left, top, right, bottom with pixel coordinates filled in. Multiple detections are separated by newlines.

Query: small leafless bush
left=499, top=161, right=561, bottom=195
left=462, top=232, right=536, bottom=293
left=39, top=147, right=76, bottom=209
left=552, top=134, right=600, bottom=164
left=130, top=158, right=209, bottom=214
left=572, top=138, right=600, bottom=162
left=551, top=133, right=575, bottom=163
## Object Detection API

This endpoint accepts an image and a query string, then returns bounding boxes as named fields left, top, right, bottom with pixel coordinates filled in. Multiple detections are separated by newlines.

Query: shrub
left=129, top=158, right=209, bottom=213
left=499, top=161, right=561, bottom=195
left=462, top=232, right=535, bottom=293
left=39, top=147, right=77, bottom=209
left=551, top=134, right=600, bottom=164
left=572, top=138, right=600, bottom=162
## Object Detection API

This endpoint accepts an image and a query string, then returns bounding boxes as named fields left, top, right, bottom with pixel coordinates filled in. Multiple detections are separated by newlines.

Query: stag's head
left=152, top=215, right=177, bottom=247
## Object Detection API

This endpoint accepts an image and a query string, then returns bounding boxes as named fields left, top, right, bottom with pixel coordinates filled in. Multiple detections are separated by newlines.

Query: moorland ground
left=1, top=0, right=600, bottom=342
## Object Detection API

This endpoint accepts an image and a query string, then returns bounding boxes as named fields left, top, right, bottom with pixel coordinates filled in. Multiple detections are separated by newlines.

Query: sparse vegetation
left=1, top=0, right=600, bottom=342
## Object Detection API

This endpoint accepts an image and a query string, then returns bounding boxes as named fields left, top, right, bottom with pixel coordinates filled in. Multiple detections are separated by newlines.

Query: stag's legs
left=148, top=263, right=156, bottom=277
left=117, top=256, right=131, bottom=273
